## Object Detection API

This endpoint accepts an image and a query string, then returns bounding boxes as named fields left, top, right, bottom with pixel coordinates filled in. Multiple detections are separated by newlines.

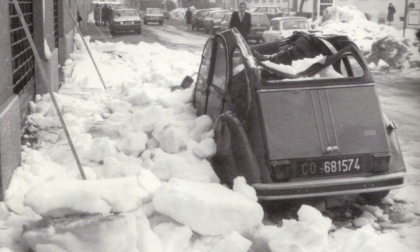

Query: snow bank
left=153, top=178, right=264, bottom=236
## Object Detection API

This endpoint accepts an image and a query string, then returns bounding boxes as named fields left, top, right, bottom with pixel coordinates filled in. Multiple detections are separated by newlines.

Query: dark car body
left=248, top=12, right=271, bottom=43
left=144, top=8, right=164, bottom=25
left=185, top=29, right=406, bottom=201
left=110, top=8, right=142, bottom=35
left=203, top=10, right=231, bottom=34
left=192, top=8, right=220, bottom=31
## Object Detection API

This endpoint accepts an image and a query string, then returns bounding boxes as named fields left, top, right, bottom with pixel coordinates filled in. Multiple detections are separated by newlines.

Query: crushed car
left=181, top=28, right=406, bottom=203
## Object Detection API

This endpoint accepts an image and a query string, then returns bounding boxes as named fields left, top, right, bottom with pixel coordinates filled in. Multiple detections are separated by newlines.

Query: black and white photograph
left=0, top=0, right=419, bottom=251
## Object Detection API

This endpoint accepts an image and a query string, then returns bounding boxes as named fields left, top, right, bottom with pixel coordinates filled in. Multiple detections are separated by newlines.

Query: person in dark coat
left=94, top=4, right=101, bottom=25
left=387, top=3, right=396, bottom=25
left=229, top=2, right=251, bottom=40
left=185, top=7, right=192, bottom=26
left=102, top=4, right=108, bottom=26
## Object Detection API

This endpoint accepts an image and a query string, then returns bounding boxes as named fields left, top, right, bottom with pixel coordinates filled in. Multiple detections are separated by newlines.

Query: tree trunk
left=299, top=0, right=304, bottom=13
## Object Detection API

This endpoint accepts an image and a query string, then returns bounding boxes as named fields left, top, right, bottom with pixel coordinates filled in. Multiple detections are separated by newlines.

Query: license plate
left=296, top=157, right=362, bottom=177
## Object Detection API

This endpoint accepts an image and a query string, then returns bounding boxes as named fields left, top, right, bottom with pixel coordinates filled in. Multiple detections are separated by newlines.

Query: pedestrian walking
left=94, top=4, right=101, bottom=25
left=185, top=7, right=192, bottom=27
left=229, top=2, right=251, bottom=41
left=102, top=4, right=108, bottom=26
left=387, top=3, right=396, bottom=25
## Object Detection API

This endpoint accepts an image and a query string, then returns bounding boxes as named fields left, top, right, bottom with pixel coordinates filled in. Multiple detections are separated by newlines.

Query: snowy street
left=0, top=5, right=419, bottom=252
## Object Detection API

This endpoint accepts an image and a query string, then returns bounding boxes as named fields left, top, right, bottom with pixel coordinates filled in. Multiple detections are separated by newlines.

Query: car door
left=205, top=36, right=228, bottom=121
left=194, top=38, right=214, bottom=116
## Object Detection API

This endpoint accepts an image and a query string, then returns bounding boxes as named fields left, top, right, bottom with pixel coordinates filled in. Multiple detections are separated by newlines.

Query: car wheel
left=212, top=115, right=258, bottom=188
left=137, top=29, right=141, bottom=34
left=159, top=21, right=163, bottom=26
left=144, top=20, right=148, bottom=25
left=361, top=190, right=390, bottom=204
left=110, top=29, right=116, bottom=36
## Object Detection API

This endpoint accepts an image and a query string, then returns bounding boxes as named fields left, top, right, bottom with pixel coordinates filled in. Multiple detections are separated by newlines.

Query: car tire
left=159, top=21, right=163, bottom=26
left=361, top=190, right=390, bottom=204
left=110, top=29, right=116, bottom=36
left=144, top=20, right=148, bottom=25
left=212, top=115, right=258, bottom=188
left=137, top=29, right=141, bottom=34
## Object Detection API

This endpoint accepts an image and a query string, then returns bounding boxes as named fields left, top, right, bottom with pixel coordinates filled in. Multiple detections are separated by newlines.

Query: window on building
left=9, top=0, right=35, bottom=94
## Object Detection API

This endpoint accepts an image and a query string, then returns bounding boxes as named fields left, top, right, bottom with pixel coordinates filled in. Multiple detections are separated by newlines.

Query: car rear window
left=282, top=20, right=310, bottom=30
left=115, top=10, right=137, bottom=17
left=147, top=9, right=161, bottom=14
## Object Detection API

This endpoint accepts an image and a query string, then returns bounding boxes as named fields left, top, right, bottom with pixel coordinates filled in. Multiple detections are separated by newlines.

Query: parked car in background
left=247, top=12, right=271, bottom=43
left=110, top=8, right=142, bottom=35
left=263, top=16, right=311, bottom=43
left=143, top=8, right=164, bottom=25
left=203, top=9, right=231, bottom=34
left=249, top=6, right=283, bottom=19
left=181, top=29, right=406, bottom=203
left=219, top=12, right=232, bottom=32
left=192, top=8, right=220, bottom=31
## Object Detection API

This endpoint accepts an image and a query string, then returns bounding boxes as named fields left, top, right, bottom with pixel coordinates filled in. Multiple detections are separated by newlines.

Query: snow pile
left=318, top=5, right=418, bottom=70
left=153, top=178, right=264, bottom=236
left=24, top=178, right=149, bottom=217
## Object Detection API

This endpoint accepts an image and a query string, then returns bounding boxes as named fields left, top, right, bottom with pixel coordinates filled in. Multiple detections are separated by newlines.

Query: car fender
left=383, top=113, right=406, bottom=173
left=212, top=112, right=261, bottom=185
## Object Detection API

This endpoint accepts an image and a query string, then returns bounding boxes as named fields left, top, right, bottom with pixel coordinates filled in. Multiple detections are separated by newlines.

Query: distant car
left=248, top=12, right=271, bottom=43
left=144, top=8, right=164, bottom=25
left=192, top=8, right=221, bottom=31
left=203, top=10, right=231, bottom=34
left=249, top=6, right=283, bottom=19
left=263, top=16, right=311, bottom=43
left=219, top=12, right=232, bottom=32
left=110, top=8, right=142, bottom=35
left=181, top=29, right=406, bottom=203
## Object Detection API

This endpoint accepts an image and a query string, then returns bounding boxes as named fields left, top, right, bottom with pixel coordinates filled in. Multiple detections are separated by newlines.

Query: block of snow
left=22, top=213, right=139, bottom=252
left=153, top=178, right=264, bottom=236
left=24, top=177, right=149, bottom=217
left=233, top=177, right=257, bottom=202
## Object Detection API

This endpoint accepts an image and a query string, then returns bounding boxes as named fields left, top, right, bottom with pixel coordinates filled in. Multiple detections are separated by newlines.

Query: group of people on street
left=94, top=4, right=114, bottom=26
left=184, top=2, right=252, bottom=40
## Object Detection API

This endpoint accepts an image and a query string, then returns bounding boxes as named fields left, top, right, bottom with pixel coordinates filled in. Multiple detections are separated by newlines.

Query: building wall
left=0, top=0, right=77, bottom=200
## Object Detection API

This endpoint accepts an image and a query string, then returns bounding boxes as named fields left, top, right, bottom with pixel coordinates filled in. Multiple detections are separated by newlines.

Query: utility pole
left=403, top=0, right=408, bottom=37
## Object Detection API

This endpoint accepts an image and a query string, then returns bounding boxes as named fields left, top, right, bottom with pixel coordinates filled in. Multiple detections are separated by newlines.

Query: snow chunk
left=22, top=213, right=139, bottom=252
left=153, top=178, right=264, bottom=236
left=151, top=149, right=219, bottom=183
left=233, top=176, right=258, bottom=202
left=24, top=178, right=149, bottom=217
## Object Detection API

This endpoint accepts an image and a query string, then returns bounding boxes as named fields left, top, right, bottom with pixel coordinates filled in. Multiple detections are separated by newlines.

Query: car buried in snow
left=180, top=28, right=406, bottom=203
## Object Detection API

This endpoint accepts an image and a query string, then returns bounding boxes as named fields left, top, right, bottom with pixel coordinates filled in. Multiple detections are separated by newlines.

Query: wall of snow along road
left=0, top=33, right=417, bottom=252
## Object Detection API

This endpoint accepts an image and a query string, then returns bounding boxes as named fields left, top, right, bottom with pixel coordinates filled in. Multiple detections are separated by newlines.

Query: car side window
left=230, top=47, right=250, bottom=119
left=340, top=54, right=365, bottom=78
left=197, top=39, right=213, bottom=91
left=211, top=38, right=227, bottom=90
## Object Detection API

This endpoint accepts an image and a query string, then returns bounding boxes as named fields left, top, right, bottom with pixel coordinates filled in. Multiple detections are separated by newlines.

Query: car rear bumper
left=145, top=18, right=164, bottom=22
left=110, top=24, right=141, bottom=30
left=253, top=172, right=405, bottom=200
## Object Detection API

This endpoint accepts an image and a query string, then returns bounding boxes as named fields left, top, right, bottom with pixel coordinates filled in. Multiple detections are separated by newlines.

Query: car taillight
left=270, top=160, right=292, bottom=181
left=370, top=153, right=390, bottom=172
